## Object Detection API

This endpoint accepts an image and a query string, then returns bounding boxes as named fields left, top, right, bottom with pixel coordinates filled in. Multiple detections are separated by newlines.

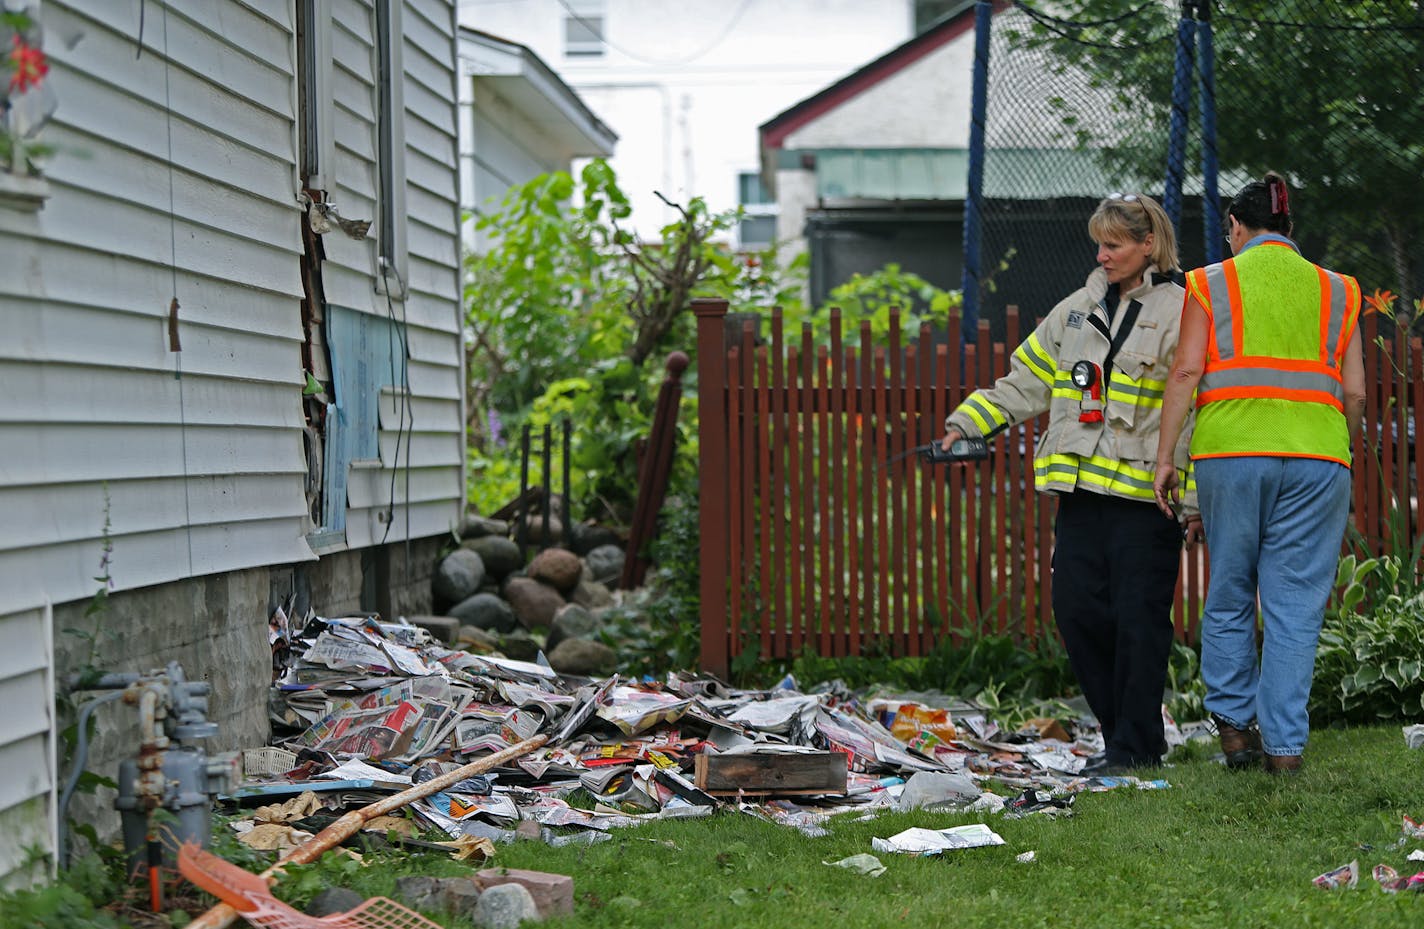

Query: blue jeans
left=1196, top=456, right=1351, bottom=757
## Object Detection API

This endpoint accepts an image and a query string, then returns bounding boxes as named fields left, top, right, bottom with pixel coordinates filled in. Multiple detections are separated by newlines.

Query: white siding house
left=0, top=0, right=464, bottom=885
left=455, top=0, right=915, bottom=245
left=457, top=28, right=616, bottom=252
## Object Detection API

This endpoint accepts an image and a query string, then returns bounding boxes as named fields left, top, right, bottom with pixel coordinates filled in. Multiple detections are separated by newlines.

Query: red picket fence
left=692, top=298, right=1423, bottom=678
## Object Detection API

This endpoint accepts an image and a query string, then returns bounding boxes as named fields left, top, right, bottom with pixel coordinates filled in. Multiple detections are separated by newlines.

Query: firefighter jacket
left=945, top=266, right=1197, bottom=516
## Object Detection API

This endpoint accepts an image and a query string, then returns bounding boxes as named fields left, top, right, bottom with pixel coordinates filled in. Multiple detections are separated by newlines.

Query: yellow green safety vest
left=1185, top=237, right=1360, bottom=467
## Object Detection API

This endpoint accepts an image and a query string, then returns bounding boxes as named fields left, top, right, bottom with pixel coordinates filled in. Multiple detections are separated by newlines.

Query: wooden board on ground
left=693, top=751, right=848, bottom=796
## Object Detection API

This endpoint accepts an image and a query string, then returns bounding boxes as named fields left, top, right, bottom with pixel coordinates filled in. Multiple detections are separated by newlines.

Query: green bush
left=599, top=496, right=703, bottom=675
left=1311, top=552, right=1424, bottom=725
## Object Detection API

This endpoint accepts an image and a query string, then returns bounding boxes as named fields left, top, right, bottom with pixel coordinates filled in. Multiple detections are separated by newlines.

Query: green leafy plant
left=599, top=496, right=702, bottom=675
left=1312, top=551, right=1424, bottom=725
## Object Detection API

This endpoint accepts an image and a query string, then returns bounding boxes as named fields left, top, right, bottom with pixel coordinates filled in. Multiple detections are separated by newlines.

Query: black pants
left=1052, top=490, right=1182, bottom=766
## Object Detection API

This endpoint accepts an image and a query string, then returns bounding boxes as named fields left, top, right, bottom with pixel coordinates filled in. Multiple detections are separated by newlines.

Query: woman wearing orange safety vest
left=1153, top=172, right=1366, bottom=775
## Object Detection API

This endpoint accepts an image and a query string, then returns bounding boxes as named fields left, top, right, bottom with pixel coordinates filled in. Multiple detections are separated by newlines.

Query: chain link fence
left=975, top=0, right=1424, bottom=333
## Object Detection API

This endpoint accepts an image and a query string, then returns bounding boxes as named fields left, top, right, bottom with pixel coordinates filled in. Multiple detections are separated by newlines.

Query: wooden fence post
left=694, top=298, right=731, bottom=677
left=620, top=351, right=690, bottom=589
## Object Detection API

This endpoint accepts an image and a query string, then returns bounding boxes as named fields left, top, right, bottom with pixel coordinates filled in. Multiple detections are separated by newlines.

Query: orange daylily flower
left=1362, top=288, right=1396, bottom=317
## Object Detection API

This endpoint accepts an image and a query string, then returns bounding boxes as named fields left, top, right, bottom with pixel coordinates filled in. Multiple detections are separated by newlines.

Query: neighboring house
left=0, top=0, right=464, bottom=885
left=455, top=0, right=916, bottom=246
left=457, top=28, right=616, bottom=252
left=762, top=1, right=1227, bottom=321
left=758, top=2, right=982, bottom=307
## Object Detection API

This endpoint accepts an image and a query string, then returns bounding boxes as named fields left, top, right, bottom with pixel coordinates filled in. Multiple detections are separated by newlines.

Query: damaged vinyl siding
left=0, top=0, right=313, bottom=617
left=317, top=0, right=462, bottom=548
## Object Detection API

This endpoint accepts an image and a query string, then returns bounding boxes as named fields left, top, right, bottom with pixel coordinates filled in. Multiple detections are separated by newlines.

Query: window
left=563, top=0, right=605, bottom=58
left=737, top=170, right=776, bottom=248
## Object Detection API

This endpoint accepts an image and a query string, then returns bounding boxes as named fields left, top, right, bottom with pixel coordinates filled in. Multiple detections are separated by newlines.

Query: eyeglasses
left=1107, top=192, right=1140, bottom=202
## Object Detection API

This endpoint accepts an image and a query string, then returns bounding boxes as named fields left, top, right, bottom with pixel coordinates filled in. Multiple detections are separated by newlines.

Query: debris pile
left=235, top=611, right=1170, bottom=854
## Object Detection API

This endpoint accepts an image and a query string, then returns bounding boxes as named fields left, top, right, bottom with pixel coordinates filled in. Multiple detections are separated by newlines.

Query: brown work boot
left=1264, top=754, right=1303, bottom=775
left=1212, top=715, right=1263, bottom=770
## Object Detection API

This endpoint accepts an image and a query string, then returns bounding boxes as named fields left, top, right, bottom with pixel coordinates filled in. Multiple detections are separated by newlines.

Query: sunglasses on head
left=1107, top=192, right=1140, bottom=202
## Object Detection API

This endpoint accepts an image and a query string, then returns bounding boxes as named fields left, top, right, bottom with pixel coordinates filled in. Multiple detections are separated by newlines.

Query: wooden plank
left=947, top=321, right=963, bottom=643
left=727, top=346, right=744, bottom=662
left=693, top=751, right=847, bottom=796
left=934, top=341, right=950, bottom=643
left=975, top=321, right=993, bottom=631
left=737, top=322, right=756, bottom=661
left=1414, top=339, right=1423, bottom=545
left=846, top=340, right=861, bottom=656
left=816, top=341, right=832, bottom=657
left=829, top=311, right=847, bottom=657
left=887, top=314, right=905, bottom=651
left=770, top=312, right=786, bottom=658
left=787, top=341, right=803, bottom=657
left=992, top=336, right=1008, bottom=634
left=901, top=339, right=919, bottom=654
left=757, top=345, right=772, bottom=659
left=803, top=330, right=825, bottom=655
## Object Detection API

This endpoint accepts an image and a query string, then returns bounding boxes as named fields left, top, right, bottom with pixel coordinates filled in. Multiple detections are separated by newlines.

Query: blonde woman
left=942, top=193, right=1200, bottom=776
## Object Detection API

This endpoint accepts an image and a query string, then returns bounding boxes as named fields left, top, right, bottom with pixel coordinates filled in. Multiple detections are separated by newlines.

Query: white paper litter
left=870, top=823, right=1005, bottom=855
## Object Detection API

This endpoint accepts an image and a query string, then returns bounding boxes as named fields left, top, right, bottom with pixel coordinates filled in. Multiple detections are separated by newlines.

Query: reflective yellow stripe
left=1033, top=453, right=1159, bottom=500
left=1106, top=373, right=1165, bottom=407
left=1015, top=334, right=1056, bottom=387
left=958, top=392, right=1008, bottom=434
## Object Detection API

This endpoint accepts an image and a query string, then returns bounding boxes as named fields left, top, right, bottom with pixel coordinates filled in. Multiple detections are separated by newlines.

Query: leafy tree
left=462, top=161, right=751, bottom=521
left=1008, top=0, right=1424, bottom=308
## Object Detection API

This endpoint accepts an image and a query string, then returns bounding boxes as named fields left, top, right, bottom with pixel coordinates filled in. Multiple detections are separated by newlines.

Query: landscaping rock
left=503, top=577, right=564, bottom=630
left=545, top=604, right=597, bottom=653
left=449, top=592, right=518, bottom=633
left=496, top=630, right=540, bottom=662
left=473, top=882, right=540, bottom=928
left=474, top=869, right=574, bottom=919
left=528, top=547, right=581, bottom=592
left=547, top=638, right=616, bottom=676
left=393, top=876, right=442, bottom=914
left=458, top=625, right=501, bottom=652
left=434, top=549, right=486, bottom=608
left=405, top=614, right=460, bottom=646
left=584, top=544, right=625, bottom=585
left=570, top=522, right=622, bottom=555
left=394, top=876, right=481, bottom=918
left=519, top=513, right=564, bottom=546
left=463, top=535, right=524, bottom=579
left=306, top=887, right=364, bottom=917
left=460, top=515, right=510, bottom=540
left=570, top=577, right=614, bottom=610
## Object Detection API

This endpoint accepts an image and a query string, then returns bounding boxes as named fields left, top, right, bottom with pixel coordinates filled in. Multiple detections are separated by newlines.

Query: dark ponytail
left=1228, top=170, right=1293, bottom=236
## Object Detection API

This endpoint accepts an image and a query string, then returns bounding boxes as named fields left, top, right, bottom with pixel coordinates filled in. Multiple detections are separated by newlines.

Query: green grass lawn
left=460, top=724, right=1424, bottom=929
left=14, top=724, right=1423, bottom=929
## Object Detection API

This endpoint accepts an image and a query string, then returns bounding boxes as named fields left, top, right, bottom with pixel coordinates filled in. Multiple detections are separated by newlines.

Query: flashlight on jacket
left=1072, top=360, right=1104, bottom=424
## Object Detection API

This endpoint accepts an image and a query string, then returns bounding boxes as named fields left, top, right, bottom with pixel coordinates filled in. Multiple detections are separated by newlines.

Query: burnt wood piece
left=693, top=751, right=847, bottom=796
